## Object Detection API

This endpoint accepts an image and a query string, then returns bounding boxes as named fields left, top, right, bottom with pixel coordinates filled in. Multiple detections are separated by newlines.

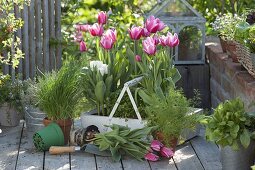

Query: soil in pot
left=155, top=132, right=178, bottom=152
left=226, top=41, right=239, bottom=63
left=43, top=118, right=72, bottom=144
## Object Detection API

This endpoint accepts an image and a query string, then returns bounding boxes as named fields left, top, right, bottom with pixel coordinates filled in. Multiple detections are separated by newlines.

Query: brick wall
left=206, top=40, right=255, bottom=112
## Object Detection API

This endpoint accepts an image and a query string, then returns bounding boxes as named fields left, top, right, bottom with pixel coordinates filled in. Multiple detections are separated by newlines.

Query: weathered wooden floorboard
left=0, top=123, right=23, bottom=170
left=190, top=137, right=222, bottom=170
left=96, top=156, right=123, bottom=170
left=16, top=128, right=44, bottom=170
left=44, top=152, right=70, bottom=170
left=121, top=156, right=151, bottom=170
left=173, top=142, right=204, bottom=170
left=70, top=152, right=96, bottom=170
left=149, top=158, right=177, bottom=170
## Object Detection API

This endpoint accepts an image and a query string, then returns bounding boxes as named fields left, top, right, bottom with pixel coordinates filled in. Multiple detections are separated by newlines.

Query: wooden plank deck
left=0, top=124, right=222, bottom=170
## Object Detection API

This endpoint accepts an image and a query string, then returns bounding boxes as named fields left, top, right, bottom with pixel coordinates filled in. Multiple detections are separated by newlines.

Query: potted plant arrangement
left=0, top=74, right=23, bottom=127
left=203, top=98, right=255, bottom=170
left=34, top=62, right=82, bottom=144
left=77, top=12, right=183, bottom=131
left=234, top=10, right=255, bottom=78
left=142, top=88, right=201, bottom=151
left=211, top=13, right=245, bottom=62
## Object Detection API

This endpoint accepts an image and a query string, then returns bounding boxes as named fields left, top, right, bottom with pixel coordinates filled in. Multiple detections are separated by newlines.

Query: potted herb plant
left=35, top=62, right=82, bottom=144
left=144, top=88, right=201, bottom=151
left=204, top=98, right=255, bottom=170
left=212, top=13, right=245, bottom=62
left=0, top=74, right=23, bottom=126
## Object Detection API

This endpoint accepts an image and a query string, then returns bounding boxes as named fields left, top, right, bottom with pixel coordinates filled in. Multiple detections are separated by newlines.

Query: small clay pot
left=219, top=37, right=228, bottom=53
left=155, top=132, right=178, bottom=152
left=226, top=41, right=239, bottom=63
left=43, top=117, right=72, bottom=144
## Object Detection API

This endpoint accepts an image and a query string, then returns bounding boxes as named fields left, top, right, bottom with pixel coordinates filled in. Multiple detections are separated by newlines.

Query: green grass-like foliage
left=205, top=98, right=254, bottom=150
left=36, top=63, right=82, bottom=120
left=94, top=124, right=154, bottom=162
left=145, top=89, right=199, bottom=146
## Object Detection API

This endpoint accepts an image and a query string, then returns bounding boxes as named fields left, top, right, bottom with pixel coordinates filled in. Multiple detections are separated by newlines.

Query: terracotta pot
left=155, top=132, right=178, bottom=152
left=226, top=41, right=239, bottom=63
left=43, top=117, right=72, bottom=144
left=219, top=37, right=227, bottom=53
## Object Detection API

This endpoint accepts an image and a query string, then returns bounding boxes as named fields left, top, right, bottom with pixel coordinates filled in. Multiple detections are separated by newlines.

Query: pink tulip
left=143, top=37, right=157, bottom=55
left=159, top=35, right=168, bottom=46
left=75, top=24, right=90, bottom=32
left=142, top=28, right=150, bottom=37
left=128, top=26, right=143, bottom=40
left=89, top=23, right=104, bottom=37
left=73, top=31, right=83, bottom=42
left=98, top=11, right=107, bottom=25
left=135, top=55, right=141, bottom=62
left=157, top=19, right=166, bottom=32
left=144, top=152, right=159, bottom=161
left=166, top=32, right=179, bottom=47
left=160, top=147, right=174, bottom=158
left=145, top=16, right=159, bottom=33
left=104, top=29, right=117, bottom=43
left=153, top=35, right=159, bottom=45
left=151, top=140, right=163, bottom=151
left=79, top=40, right=87, bottom=52
left=100, top=35, right=114, bottom=50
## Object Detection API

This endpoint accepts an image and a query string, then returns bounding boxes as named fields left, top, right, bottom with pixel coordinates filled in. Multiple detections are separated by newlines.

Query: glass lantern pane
left=178, top=26, right=202, bottom=61
left=158, top=0, right=196, bottom=17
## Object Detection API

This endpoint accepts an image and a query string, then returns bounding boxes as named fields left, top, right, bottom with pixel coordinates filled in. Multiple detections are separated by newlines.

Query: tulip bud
left=128, top=26, right=143, bottom=40
left=166, top=32, right=179, bottom=47
left=145, top=16, right=159, bottom=33
left=100, top=35, right=114, bottom=50
left=98, top=11, right=107, bottom=25
left=89, top=23, right=104, bottom=37
left=160, top=147, right=174, bottom=158
left=151, top=140, right=163, bottom=151
left=142, top=37, right=157, bottom=55
left=135, top=55, right=142, bottom=62
left=153, top=35, right=159, bottom=45
left=159, top=35, right=168, bottom=46
left=104, top=29, right=117, bottom=43
left=142, top=28, right=150, bottom=37
left=144, top=152, right=159, bottom=162
left=79, top=40, right=87, bottom=52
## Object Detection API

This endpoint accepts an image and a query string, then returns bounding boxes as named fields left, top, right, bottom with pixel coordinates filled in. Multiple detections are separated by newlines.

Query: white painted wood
left=96, top=156, right=123, bottom=170
left=55, top=0, right=62, bottom=69
left=173, top=142, right=204, bottom=170
left=190, top=137, right=222, bottom=170
left=70, top=152, right=96, bottom=170
left=34, top=0, right=43, bottom=73
left=42, top=0, right=50, bottom=72
left=0, top=123, right=23, bottom=170
left=28, top=0, right=36, bottom=78
left=149, top=158, right=177, bottom=170
left=44, top=152, right=70, bottom=170
left=121, top=156, right=151, bottom=170
left=16, top=129, right=44, bottom=170
left=21, top=5, right=30, bottom=79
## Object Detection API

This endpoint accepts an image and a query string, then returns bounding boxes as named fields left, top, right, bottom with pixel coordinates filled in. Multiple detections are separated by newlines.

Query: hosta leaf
left=240, top=129, right=250, bottom=148
left=110, top=147, right=121, bottom=162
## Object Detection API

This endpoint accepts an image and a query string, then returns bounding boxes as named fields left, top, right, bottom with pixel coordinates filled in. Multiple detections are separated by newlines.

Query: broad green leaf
left=240, top=129, right=250, bottom=148
left=95, top=81, right=106, bottom=104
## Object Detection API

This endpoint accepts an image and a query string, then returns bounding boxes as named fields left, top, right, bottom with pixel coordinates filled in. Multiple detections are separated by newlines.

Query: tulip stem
left=134, top=40, right=138, bottom=74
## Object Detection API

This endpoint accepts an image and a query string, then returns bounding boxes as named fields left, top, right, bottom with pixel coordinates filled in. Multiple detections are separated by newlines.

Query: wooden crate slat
left=42, top=0, right=50, bottom=72
left=44, top=152, right=70, bottom=170
left=34, top=0, right=43, bottom=74
left=70, top=153, right=96, bottom=170
left=55, top=0, right=62, bottom=69
left=121, top=156, right=151, bottom=170
left=96, top=156, right=123, bottom=170
left=149, top=158, right=177, bottom=170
